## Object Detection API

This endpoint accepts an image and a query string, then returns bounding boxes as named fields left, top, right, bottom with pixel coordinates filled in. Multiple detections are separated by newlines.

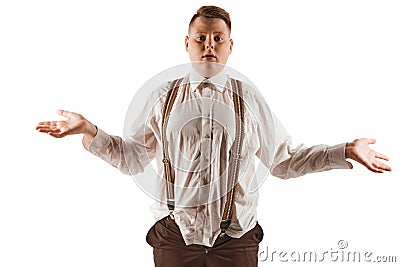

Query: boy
left=36, top=5, right=391, bottom=267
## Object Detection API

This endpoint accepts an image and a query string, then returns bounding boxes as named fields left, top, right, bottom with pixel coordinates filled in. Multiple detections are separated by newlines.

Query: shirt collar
left=189, top=67, right=228, bottom=93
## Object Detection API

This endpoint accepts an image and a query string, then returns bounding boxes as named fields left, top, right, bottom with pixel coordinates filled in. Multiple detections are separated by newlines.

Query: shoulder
left=145, top=74, right=188, bottom=102
left=227, top=76, right=266, bottom=104
left=227, top=75, right=276, bottom=123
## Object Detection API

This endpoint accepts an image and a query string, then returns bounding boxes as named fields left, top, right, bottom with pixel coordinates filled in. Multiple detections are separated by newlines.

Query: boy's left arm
left=265, top=115, right=391, bottom=179
left=269, top=138, right=391, bottom=179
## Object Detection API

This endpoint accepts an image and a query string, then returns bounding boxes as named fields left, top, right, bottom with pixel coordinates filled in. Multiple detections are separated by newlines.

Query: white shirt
left=87, top=68, right=350, bottom=247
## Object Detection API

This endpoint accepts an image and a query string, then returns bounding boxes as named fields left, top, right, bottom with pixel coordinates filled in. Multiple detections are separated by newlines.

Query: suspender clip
left=219, top=219, right=231, bottom=237
left=167, top=199, right=175, bottom=211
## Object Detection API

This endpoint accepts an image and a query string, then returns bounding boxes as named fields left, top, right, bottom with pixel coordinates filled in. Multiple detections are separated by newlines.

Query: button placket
left=197, top=83, right=215, bottom=245
left=200, top=83, right=214, bottom=173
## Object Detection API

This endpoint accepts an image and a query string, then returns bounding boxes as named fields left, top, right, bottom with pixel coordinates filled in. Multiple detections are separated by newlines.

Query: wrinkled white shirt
left=87, top=68, right=350, bottom=247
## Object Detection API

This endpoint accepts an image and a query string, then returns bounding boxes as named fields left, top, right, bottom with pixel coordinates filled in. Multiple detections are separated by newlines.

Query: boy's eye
left=196, top=36, right=206, bottom=41
left=214, top=36, right=223, bottom=42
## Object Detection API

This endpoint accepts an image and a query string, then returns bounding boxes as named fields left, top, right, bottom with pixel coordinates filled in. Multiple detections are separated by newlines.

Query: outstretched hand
left=36, top=110, right=97, bottom=139
left=345, top=138, right=391, bottom=173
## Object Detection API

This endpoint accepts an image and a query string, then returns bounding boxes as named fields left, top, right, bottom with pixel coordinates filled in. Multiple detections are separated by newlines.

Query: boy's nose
left=206, top=37, right=215, bottom=49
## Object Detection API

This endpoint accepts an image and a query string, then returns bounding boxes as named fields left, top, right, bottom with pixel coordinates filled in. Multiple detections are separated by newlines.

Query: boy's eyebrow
left=193, top=31, right=227, bottom=36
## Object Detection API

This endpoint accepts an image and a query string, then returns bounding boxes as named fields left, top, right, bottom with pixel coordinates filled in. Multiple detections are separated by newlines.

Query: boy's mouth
left=202, top=54, right=217, bottom=61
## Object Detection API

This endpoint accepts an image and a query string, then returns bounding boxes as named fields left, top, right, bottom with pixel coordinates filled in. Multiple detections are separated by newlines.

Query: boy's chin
left=191, top=61, right=225, bottom=78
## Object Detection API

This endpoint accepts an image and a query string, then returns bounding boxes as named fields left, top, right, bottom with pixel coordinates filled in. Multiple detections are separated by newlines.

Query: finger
left=36, top=126, right=61, bottom=134
left=36, top=121, right=61, bottom=128
left=36, top=124, right=58, bottom=131
left=359, top=157, right=377, bottom=173
left=365, top=162, right=382, bottom=173
left=368, top=164, right=384, bottom=173
left=45, top=126, right=72, bottom=138
left=375, top=152, right=389, bottom=161
left=36, top=127, right=51, bottom=133
left=36, top=121, right=55, bottom=127
left=367, top=167, right=382, bottom=173
left=359, top=155, right=390, bottom=173
left=360, top=156, right=384, bottom=173
left=36, top=121, right=66, bottom=131
left=372, top=161, right=392, bottom=172
left=380, top=164, right=392, bottom=172
left=38, top=130, right=62, bottom=138
left=37, top=121, right=50, bottom=126
left=36, top=122, right=69, bottom=132
left=346, top=160, right=353, bottom=169
left=48, top=131, right=66, bottom=138
left=367, top=138, right=376, bottom=145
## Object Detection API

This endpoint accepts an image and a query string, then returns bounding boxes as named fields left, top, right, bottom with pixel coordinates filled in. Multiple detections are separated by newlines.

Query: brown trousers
left=146, top=216, right=264, bottom=267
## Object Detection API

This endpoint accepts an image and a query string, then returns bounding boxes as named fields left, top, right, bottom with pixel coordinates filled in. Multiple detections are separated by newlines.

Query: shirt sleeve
left=87, top=128, right=130, bottom=175
left=252, top=90, right=350, bottom=179
left=86, top=123, right=157, bottom=176
left=269, top=115, right=350, bottom=179
left=85, top=82, right=169, bottom=176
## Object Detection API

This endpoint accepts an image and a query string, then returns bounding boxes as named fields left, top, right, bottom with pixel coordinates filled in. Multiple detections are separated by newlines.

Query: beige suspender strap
left=161, top=77, right=184, bottom=211
left=220, top=78, right=244, bottom=234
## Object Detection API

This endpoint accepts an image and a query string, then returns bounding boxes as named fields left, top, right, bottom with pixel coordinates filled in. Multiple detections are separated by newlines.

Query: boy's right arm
left=36, top=109, right=157, bottom=176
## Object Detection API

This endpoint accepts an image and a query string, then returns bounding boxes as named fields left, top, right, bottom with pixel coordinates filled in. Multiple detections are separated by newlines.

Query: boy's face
left=185, top=17, right=233, bottom=77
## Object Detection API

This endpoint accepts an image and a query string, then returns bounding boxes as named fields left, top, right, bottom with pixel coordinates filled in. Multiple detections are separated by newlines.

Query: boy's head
left=185, top=6, right=233, bottom=77
left=188, top=6, right=231, bottom=34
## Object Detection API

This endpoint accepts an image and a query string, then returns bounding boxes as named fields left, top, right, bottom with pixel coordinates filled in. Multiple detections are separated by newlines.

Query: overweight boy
left=36, top=5, right=391, bottom=267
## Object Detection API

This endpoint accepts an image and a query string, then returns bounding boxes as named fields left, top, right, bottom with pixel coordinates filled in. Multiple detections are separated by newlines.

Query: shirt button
left=204, top=134, right=210, bottom=138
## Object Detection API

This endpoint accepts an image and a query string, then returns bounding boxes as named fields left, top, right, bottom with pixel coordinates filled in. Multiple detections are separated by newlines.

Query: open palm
left=346, top=138, right=391, bottom=173
left=36, top=110, right=88, bottom=138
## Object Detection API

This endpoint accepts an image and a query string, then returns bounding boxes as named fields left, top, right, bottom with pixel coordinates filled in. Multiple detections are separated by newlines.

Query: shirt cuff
left=327, top=143, right=351, bottom=169
left=88, top=128, right=110, bottom=156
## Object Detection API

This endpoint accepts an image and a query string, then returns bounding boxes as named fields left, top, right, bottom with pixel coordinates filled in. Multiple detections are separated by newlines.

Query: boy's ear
left=229, top=38, right=233, bottom=54
left=185, top=36, right=189, bottom=52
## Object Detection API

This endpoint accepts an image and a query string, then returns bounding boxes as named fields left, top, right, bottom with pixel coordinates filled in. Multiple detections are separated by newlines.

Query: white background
left=1, top=0, right=399, bottom=266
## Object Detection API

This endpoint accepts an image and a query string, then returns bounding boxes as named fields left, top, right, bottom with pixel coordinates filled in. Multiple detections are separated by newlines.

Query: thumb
left=57, top=109, right=74, bottom=119
left=346, top=160, right=353, bottom=169
left=367, top=138, right=376, bottom=145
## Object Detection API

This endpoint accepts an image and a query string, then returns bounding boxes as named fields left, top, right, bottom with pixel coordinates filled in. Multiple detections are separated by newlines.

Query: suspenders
left=161, top=78, right=184, bottom=211
left=161, top=77, right=244, bottom=234
left=220, top=78, right=245, bottom=234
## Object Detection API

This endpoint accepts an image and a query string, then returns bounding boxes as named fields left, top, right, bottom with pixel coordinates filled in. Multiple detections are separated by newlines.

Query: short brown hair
left=189, top=6, right=231, bottom=33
